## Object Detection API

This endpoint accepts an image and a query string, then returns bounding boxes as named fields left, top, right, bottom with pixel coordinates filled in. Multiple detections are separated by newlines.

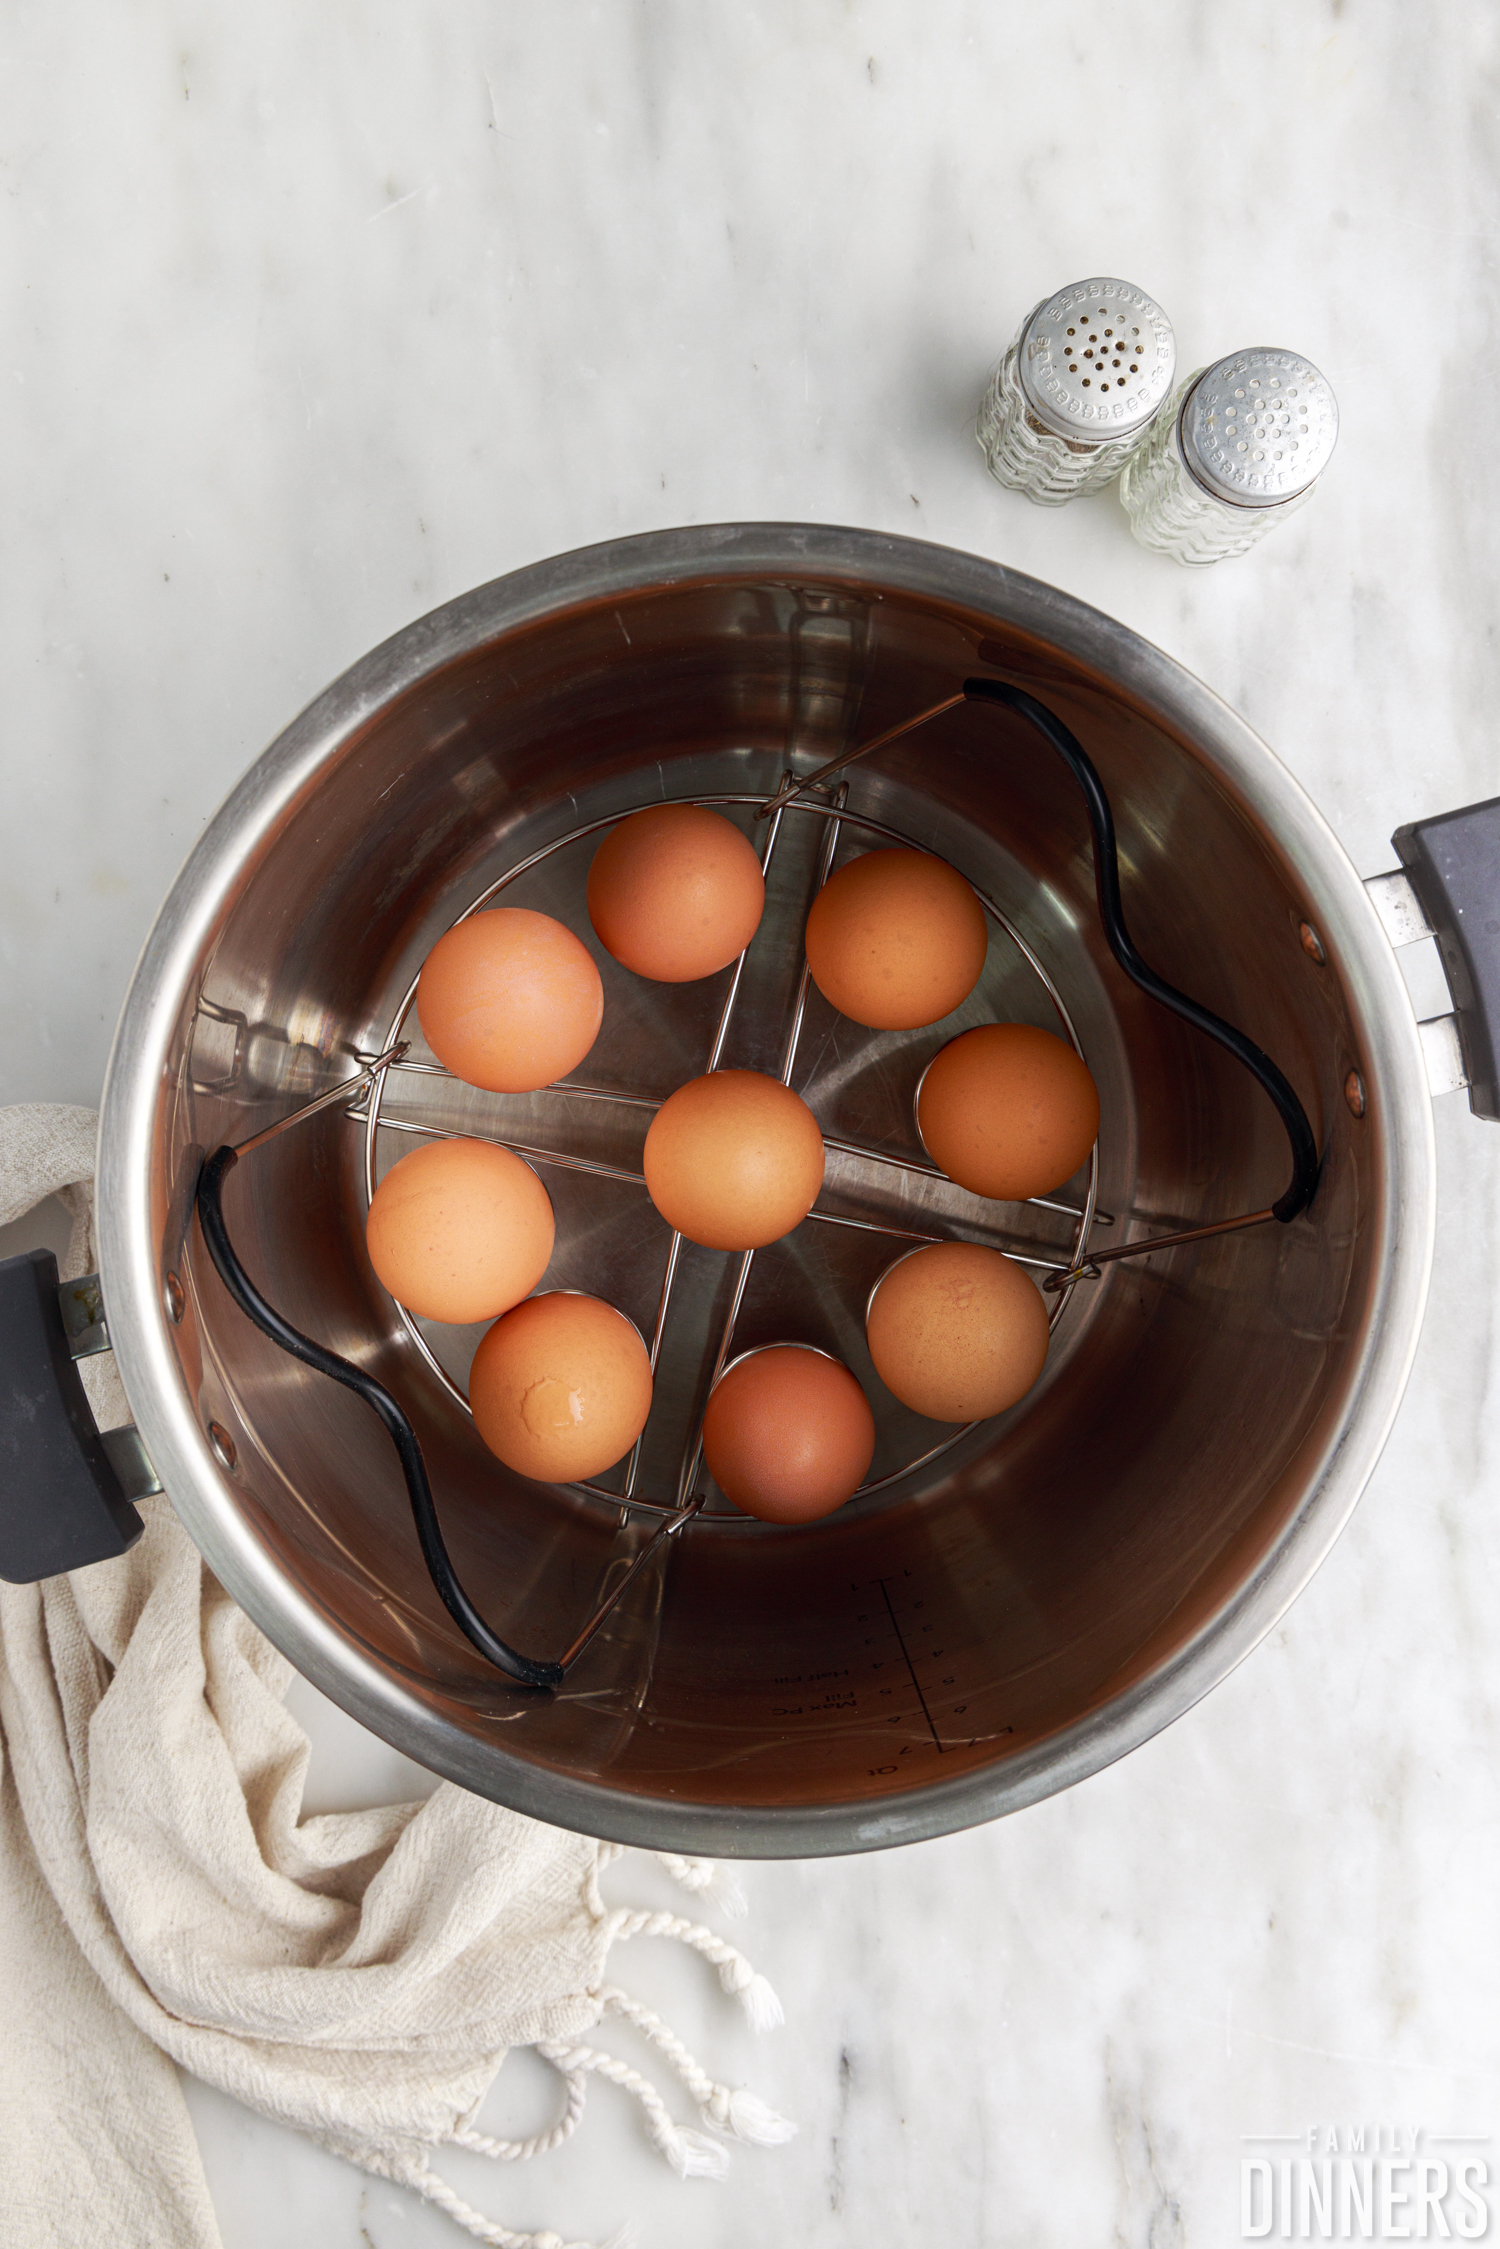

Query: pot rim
left=96, top=522, right=1437, bottom=1856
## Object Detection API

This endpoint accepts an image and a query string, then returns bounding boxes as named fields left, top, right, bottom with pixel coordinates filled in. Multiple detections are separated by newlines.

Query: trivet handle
left=0, top=1250, right=148, bottom=1582
left=196, top=1145, right=566, bottom=1689
left=1392, top=797, right=1500, bottom=1122
left=963, top=676, right=1321, bottom=1222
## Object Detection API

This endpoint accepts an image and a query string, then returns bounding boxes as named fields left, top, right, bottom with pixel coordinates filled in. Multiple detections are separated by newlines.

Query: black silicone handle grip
left=1393, top=796, right=1500, bottom=1122
left=0, top=1248, right=142, bottom=1582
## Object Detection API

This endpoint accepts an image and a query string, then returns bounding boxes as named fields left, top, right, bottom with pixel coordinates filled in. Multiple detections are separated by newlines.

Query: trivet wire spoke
left=670, top=784, right=850, bottom=1514
left=345, top=1106, right=1087, bottom=1270
left=352, top=1091, right=1107, bottom=1244
left=620, top=778, right=795, bottom=1504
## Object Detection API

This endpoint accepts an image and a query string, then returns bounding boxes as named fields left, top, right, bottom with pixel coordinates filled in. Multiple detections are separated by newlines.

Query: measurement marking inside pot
left=879, top=1577, right=945, bottom=1754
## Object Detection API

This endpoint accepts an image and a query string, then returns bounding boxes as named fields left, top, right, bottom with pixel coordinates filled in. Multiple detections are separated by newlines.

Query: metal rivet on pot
left=208, top=1421, right=238, bottom=1471
left=1298, top=921, right=1326, bottom=965
left=164, top=1271, right=185, bottom=1324
left=1344, top=1069, right=1367, bottom=1118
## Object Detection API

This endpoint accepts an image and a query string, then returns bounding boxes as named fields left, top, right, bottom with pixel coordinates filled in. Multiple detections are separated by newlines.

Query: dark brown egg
left=702, top=1346, right=875, bottom=1523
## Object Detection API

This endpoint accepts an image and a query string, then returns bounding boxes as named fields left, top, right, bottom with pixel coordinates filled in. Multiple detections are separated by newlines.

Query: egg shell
left=364, top=1137, right=554, bottom=1324
left=587, top=805, right=766, bottom=982
left=416, top=908, right=604, bottom=1093
left=702, top=1346, right=875, bottom=1523
left=918, top=1022, right=1100, bottom=1201
left=642, top=1070, right=826, bottom=1250
left=468, top=1293, right=653, bottom=1483
left=804, top=847, right=988, bottom=1030
left=866, top=1242, right=1050, bottom=1422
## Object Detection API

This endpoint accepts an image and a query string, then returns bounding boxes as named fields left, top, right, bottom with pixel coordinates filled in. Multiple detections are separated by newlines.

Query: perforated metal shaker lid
left=1179, top=350, right=1339, bottom=508
left=1016, top=277, right=1176, bottom=442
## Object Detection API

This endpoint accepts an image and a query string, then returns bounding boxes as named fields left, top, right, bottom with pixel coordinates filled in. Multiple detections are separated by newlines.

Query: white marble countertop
left=5, top=4, right=1500, bottom=2243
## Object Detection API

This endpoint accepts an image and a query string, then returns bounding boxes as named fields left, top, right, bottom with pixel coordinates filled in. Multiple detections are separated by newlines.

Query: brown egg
left=804, top=848, right=988, bottom=1030
left=643, top=1071, right=825, bottom=1250
left=587, top=805, right=766, bottom=982
left=365, top=1138, right=554, bottom=1324
left=468, top=1293, right=653, bottom=1483
left=918, top=1023, right=1100, bottom=1201
left=417, top=908, right=604, bottom=1093
left=866, top=1243, right=1050, bottom=1422
left=702, top=1346, right=875, bottom=1523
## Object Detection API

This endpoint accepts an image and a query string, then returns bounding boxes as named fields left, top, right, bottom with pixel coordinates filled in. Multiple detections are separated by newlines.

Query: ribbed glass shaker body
left=1120, top=350, right=1339, bottom=565
left=978, top=278, right=1176, bottom=506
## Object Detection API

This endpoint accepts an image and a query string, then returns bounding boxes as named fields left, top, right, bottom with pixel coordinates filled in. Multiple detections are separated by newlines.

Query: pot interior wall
left=162, top=572, right=1374, bottom=1815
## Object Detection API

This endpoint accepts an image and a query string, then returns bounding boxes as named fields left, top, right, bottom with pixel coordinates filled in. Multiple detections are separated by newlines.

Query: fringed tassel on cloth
left=599, top=1908, right=785, bottom=2032
left=363, top=2140, right=640, bottom=2249
left=653, top=1851, right=748, bottom=1918
left=595, top=1988, right=798, bottom=2149
left=392, top=1860, right=794, bottom=2248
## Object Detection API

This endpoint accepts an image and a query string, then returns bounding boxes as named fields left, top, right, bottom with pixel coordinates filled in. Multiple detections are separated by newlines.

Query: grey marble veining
left=6, top=1, right=1500, bottom=2242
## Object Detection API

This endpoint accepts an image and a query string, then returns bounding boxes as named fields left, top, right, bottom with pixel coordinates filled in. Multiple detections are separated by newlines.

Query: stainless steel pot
left=4, top=523, right=1492, bottom=1856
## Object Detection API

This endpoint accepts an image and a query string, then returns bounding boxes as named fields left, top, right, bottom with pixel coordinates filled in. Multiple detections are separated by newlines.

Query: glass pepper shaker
left=1119, top=349, right=1339, bottom=564
left=977, top=277, right=1177, bottom=506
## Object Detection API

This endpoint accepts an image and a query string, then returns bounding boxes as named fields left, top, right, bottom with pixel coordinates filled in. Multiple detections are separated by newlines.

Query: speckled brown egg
left=468, top=1292, right=653, bottom=1483
left=702, top=1346, right=876, bottom=1523
left=803, top=847, right=988, bottom=1030
left=866, top=1243, right=1050, bottom=1422
left=364, top=1137, right=554, bottom=1324
left=643, top=1070, right=826, bottom=1250
left=587, top=804, right=766, bottom=982
left=918, top=1022, right=1100, bottom=1201
left=417, top=908, right=604, bottom=1093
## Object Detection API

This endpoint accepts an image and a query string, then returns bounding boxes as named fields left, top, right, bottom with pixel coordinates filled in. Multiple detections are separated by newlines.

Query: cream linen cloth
left=0, top=1106, right=791, bottom=2249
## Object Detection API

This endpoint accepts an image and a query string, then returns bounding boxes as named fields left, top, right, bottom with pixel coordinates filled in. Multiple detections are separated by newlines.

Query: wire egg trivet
left=197, top=679, right=1321, bottom=1690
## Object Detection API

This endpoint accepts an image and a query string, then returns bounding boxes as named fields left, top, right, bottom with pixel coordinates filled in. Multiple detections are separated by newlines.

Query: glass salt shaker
left=977, top=277, right=1177, bottom=506
left=1119, top=349, right=1339, bottom=565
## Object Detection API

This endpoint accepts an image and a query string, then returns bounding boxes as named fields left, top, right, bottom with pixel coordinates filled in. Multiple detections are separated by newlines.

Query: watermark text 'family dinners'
left=1241, top=2125, right=1491, bottom=2239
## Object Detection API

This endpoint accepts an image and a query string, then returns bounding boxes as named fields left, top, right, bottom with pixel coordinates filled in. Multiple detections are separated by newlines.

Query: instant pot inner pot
left=173, top=575, right=1369, bottom=1814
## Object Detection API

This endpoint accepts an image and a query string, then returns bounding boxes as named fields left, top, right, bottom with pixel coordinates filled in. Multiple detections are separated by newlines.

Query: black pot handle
left=1389, top=796, right=1500, bottom=1120
left=0, top=1249, right=157, bottom=1583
